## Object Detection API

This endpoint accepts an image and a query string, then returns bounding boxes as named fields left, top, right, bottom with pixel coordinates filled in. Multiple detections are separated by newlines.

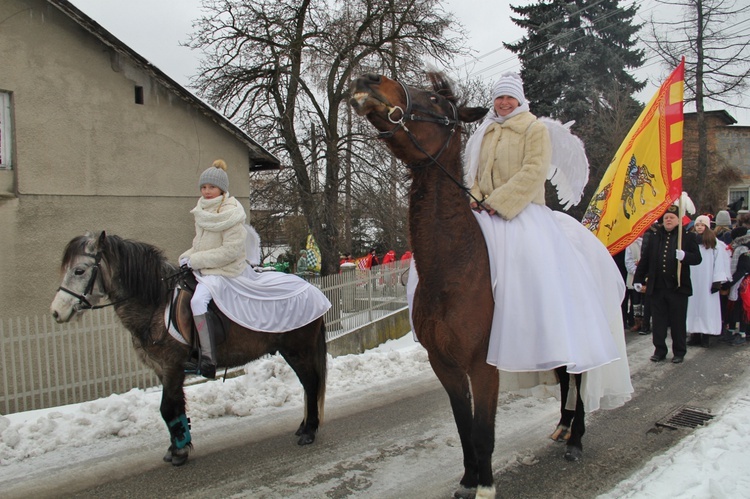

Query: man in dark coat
left=633, top=205, right=702, bottom=363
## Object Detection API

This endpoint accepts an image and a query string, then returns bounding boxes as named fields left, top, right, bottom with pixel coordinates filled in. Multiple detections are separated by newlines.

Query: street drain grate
left=656, top=405, right=714, bottom=430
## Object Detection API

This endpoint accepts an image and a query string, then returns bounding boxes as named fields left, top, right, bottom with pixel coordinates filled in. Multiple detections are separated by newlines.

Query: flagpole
left=677, top=198, right=684, bottom=287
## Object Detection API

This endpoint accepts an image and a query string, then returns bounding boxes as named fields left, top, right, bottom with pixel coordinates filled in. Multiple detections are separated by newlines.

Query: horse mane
left=100, top=234, right=171, bottom=306
left=60, top=235, right=91, bottom=273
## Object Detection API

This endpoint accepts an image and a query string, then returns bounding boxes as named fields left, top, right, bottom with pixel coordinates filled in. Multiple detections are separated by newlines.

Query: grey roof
left=49, top=0, right=280, bottom=170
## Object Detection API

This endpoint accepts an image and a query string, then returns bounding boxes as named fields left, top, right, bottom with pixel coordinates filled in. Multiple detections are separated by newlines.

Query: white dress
left=687, top=242, right=732, bottom=335
left=407, top=208, right=634, bottom=411
left=476, top=206, right=621, bottom=373
left=196, top=267, right=331, bottom=333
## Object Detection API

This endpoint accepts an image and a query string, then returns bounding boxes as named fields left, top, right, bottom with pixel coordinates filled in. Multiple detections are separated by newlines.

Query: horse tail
left=316, top=320, right=328, bottom=424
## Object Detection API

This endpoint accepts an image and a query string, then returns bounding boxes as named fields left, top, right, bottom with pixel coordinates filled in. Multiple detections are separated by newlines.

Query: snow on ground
left=1, top=333, right=750, bottom=498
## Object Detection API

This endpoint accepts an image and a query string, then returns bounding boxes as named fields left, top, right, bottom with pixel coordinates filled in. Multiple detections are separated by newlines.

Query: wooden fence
left=0, top=262, right=409, bottom=415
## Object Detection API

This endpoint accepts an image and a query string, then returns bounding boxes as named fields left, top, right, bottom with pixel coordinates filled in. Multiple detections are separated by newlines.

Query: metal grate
left=656, top=405, right=715, bottom=430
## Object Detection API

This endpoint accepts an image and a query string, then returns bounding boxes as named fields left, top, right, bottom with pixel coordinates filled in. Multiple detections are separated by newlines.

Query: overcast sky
left=67, top=0, right=749, bottom=125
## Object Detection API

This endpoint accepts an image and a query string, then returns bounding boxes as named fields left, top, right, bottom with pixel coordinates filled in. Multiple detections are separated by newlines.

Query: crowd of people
left=620, top=207, right=750, bottom=363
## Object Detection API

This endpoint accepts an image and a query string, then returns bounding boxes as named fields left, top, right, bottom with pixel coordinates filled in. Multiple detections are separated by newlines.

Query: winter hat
left=491, top=72, right=526, bottom=105
left=715, top=210, right=731, bottom=227
left=199, top=159, right=229, bottom=193
left=695, top=215, right=711, bottom=228
left=664, top=204, right=679, bottom=216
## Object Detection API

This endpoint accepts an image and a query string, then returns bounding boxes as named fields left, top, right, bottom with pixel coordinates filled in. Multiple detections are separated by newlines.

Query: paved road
left=8, top=333, right=750, bottom=498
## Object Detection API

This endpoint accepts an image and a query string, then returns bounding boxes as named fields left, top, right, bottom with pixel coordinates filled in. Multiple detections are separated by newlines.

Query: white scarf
left=463, top=103, right=530, bottom=187
left=191, top=193, right=246, bottom=232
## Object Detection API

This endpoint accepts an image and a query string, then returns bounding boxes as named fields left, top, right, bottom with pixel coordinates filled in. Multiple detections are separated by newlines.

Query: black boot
left=184, top=314, right=217, bottom=379
left=700, top=334, right=711, bottom=348
left=687, top=334, right=701, bottom=346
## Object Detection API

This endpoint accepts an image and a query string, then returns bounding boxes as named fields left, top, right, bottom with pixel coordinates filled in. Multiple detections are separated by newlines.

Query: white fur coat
left=468, top=112, right=551, bottom=220
left=180, top=194, right=248, bottom=277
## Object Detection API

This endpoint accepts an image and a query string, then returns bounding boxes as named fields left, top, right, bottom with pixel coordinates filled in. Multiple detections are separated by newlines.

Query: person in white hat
left=461, top=72, right=625, bottom=377
left=686, top=215, right=732, bottom=347
left=179, top=159, right=248, bottom=378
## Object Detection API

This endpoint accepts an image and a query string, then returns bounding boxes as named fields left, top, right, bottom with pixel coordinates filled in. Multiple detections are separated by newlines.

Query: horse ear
left=96, top=231, right=107, bottom=250
left=458, top=106, right=489, bottom=124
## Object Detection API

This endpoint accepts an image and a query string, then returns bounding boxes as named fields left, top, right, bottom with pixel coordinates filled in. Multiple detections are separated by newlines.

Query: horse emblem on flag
left=621, top=155, right=657, bottom=219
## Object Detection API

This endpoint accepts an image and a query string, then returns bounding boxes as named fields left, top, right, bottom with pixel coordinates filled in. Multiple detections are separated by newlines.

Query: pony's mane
left=60, top=235, right=91, bottom=272
left=62, top=233, right=171, bottom=306
left=102, top=234, right=170, bottom=306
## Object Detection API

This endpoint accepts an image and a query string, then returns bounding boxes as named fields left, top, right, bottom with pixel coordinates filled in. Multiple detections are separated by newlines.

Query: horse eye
left=74, top=268, right=86, bottom=276
left=430, top=95, right=440, bottom=103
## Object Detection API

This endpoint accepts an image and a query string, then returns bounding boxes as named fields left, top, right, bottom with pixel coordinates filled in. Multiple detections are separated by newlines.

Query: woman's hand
left=470, top=201, right=496, bottom=216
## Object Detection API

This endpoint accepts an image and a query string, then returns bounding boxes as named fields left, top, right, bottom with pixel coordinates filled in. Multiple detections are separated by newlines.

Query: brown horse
left=50, top=232, right=326, bottom=466
left=350, top=73, right=500, bottom=498
left=350, top=74, right=593, bottom=498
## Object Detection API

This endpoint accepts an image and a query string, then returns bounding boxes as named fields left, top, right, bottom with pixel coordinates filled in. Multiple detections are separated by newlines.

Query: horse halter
left=379, top=80, right=459, bottom=145
left=57, top=250, right=111, bottom=310
left=381, top=79, right=486, bottom=208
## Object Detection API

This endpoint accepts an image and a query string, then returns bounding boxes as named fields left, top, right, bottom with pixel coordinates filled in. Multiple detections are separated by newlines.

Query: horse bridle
left=379, top=80, right=486, bottom=208
left=57, top=251, right=127, bottom=310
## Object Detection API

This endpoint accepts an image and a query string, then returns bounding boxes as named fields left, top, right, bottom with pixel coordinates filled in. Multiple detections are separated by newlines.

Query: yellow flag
left=582, top=58, right=685, bottom=255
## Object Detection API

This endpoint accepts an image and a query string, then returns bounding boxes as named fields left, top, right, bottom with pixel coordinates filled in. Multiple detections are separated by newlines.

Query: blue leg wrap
left=168, top=414, right=192, bottom=449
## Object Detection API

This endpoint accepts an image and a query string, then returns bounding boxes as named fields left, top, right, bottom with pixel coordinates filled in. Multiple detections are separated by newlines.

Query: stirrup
left=184, top=356, right=215, bottom=378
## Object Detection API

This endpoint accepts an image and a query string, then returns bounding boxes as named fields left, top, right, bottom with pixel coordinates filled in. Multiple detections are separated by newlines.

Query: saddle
left=171, top=271, right=229, bottom=352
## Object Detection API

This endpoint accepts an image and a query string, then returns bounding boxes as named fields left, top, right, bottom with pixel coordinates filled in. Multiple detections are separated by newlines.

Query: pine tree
left=505, top=0, right=647, bottom=217
left=507, top=0, right=645, bottom=121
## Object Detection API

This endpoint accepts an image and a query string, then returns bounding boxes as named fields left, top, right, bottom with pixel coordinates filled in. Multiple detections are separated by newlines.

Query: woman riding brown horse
left=350, top=73, right=631, bottom=499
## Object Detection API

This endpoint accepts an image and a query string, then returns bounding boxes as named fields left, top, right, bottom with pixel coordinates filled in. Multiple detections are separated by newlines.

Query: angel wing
left=244, top=224, right=261, bottom=266
left=539, top=117, right=589, bottom=211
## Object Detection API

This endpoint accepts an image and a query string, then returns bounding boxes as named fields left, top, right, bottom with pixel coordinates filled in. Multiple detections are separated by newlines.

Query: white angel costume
left=407, top=84, right=632, bottom=410
left=687, top=239, right=732, bottom=335
left=185, top=204, right=331, bottom=333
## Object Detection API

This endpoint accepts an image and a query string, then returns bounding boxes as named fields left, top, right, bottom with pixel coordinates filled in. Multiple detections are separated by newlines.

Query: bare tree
left=644, top=0, right=750, bottom=210
left=188, top=0, right=463, bottom=274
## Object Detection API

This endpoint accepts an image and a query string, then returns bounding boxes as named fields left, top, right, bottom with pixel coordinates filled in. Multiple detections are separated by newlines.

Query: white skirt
left=407, top=204, right=633, bottom=411
left=196, top=267, right=331, bottom=333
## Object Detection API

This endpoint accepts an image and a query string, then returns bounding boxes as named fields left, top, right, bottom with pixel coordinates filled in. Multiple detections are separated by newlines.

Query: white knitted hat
left=695, top=215, right=711, bottom=228
left=199, top=159, right=229, bottom=193
left=491, top=72, right=526, bottom=105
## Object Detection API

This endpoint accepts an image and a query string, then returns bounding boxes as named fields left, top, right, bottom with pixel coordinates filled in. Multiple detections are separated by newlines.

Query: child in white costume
left=180, top=160, right=331, bottom=378
left=180, top=160, right=248, bottom=378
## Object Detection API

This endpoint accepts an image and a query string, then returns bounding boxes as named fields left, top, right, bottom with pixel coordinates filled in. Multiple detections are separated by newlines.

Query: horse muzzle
left=349, top=75, right=393, bottom=116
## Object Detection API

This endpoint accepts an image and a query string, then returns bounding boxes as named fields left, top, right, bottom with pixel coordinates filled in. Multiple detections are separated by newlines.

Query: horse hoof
left=550, top=424, right=570, bottom=442
left=297, top=432, right=316, bottom=445
left=169, top=446, right=190, bottom=466
left=453, top=485, right=476, bottom=499
left=163, top=446, right=174, bottom=463
left=564, top=446, right=583, bottom=462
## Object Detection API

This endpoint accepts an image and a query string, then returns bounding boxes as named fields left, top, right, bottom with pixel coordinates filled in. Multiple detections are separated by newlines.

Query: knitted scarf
left=191, top=194, right=246, bottom=232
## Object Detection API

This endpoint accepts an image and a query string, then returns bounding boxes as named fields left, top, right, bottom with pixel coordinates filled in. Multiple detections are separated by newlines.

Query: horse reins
left=381, top=80, right=487, bottom=210
left=57, top=251, right=130, bottom=310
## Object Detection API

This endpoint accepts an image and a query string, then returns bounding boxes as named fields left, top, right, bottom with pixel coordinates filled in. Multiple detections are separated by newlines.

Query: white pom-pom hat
left=491, top=72, right=526, bottom=105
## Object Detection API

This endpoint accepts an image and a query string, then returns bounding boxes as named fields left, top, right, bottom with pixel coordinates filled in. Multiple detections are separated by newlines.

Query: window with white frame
left=0, top=92, right=12, bottom=170
left=729, top=188, right=748, bottom=211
